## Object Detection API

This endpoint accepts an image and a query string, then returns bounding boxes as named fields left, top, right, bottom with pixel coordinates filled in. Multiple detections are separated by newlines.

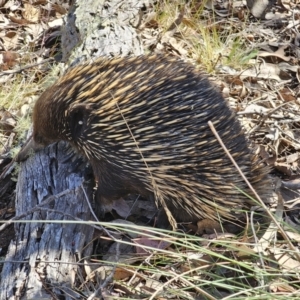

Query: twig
left=0, top=58, right=54, bottom=76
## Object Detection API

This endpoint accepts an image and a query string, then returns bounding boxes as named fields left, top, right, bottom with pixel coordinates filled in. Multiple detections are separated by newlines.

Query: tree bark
left=61, top=0, right=152, bottom=65
left=0, top=0, right=153, bottom=298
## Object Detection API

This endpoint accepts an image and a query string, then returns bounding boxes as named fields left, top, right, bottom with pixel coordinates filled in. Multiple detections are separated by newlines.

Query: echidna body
left=30, top=55, right=271, bottom=224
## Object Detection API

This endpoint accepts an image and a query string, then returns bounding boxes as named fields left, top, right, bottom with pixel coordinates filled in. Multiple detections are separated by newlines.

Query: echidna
left=20, top=55, right=271, bottom=227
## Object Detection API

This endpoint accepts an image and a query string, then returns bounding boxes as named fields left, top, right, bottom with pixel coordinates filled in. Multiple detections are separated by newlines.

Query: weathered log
left=1, top=143, right=94, bottom=299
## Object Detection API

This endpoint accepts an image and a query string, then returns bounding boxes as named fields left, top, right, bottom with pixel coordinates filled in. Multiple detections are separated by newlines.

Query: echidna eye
left=68, top=107, right=87, bottom=141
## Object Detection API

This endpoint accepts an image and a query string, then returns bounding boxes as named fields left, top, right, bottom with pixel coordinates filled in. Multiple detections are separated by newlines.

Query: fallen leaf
left=23, top=3, right=40, bottom=23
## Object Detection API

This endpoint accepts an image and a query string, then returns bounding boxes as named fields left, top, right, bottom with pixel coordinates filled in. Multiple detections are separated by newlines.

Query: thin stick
left=0, top=58, right=54, bottom=76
